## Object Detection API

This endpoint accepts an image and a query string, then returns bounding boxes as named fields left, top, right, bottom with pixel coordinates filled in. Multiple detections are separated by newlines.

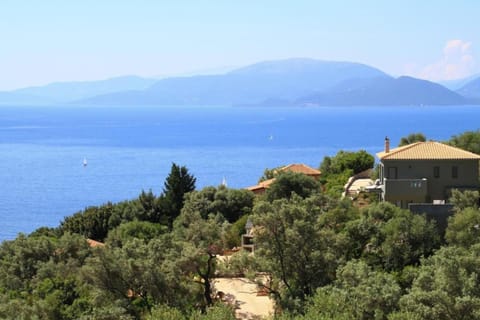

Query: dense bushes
left=2, top=147, right=480, bottom=319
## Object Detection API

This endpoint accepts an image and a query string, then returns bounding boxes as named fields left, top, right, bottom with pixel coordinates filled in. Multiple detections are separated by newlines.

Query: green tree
left=258, top=166, right=281, bottom=182
left=319, top=150, right=374, bottom=197
left=265, top=171, right=321, bottom=201
left=172, top=210, right=225, bottom=309
left=445, top=207, right=480, bottom=247
left=60, top=204, right=113, bottom=241
left=398, top=244, right=480, bottom=320
left=398, top=133, right=426, bottom=146
left=0, top=233, right=95, bottom=320
left=181, top=185, right=254, bottom=223
left=137, top=189, right=164, bottom=223
left=345, top=202, right=440, bottom=271
left=448, top=129, right=480, bottom=155
left=301, top=260, right=401, bottom=320
left=320, top=150, right=374, bottom=176
left=252, top=194, right=349, bottom=311
left=82, top=236, right=196, bottom=318
left=163, top=163, right=196, bottom=228
left=106, top=221, right=168, bottom=248
left=449, top=189, right=479, bottom=212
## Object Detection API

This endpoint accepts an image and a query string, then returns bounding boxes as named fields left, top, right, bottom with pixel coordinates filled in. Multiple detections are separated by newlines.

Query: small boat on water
left=83, top=158, right=88, bottom=167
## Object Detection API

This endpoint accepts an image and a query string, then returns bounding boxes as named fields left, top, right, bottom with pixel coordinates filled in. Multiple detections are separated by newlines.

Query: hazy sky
left=1, top=1, right=479, bottom=90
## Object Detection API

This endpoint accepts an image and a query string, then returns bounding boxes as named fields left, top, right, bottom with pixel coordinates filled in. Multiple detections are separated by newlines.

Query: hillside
left=298, top=76, right=468, bottom=106
left=4, top=75, right=157, bottom=104
left=1, top=58, right=476, bottom=106
left=457, top=76, right=480, bottom=99
left=79, top=58, right=389, bottom=105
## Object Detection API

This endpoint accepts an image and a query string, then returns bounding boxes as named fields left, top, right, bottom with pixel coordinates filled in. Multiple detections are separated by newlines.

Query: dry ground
left=214, top=277, right=274, bottom=320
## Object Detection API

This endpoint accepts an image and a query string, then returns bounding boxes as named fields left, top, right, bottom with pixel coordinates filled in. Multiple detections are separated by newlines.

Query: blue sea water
left=1, top=105, right=480, bottom=241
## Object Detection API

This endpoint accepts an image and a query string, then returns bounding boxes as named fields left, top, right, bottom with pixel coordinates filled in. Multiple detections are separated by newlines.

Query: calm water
left=1, top=105, right=479, bottom=240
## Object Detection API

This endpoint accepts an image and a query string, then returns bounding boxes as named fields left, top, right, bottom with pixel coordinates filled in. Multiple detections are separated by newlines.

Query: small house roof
left=277, top=163, right=321, bottom=176
left=246, top=178, right=275, bottom=192
left=377, top=141, right=480, bottom=160
left=246, top=164, right=321, bottom=192
left=87, top=238, right=105, bottom=248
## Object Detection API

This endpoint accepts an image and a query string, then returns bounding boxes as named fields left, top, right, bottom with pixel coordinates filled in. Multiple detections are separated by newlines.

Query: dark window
left=452, top=166, right=458, bottom=178
left=388, top=167, right=398, bottom=179
left=434, top=166, right=440, bottom=178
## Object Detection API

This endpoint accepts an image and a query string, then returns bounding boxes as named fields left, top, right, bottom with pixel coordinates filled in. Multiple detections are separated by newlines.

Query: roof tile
left=377, top=141, right=480, bottom=160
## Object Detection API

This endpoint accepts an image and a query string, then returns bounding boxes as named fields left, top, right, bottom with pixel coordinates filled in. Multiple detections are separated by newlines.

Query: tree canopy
left=398, top=133, right=427, bottom=146
left=448, top=129, right=480, bottom=155
left=320, top=150, right=374, bottom=176
left=163, top=163, right=197, bottom=228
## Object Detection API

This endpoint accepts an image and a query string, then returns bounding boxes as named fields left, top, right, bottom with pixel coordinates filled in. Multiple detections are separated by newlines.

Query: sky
left=1, top=0, right=479, bottom=90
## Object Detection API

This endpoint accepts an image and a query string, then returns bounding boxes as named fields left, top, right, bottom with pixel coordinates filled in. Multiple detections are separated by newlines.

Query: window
left=434, top=166, right=440, bottom=178
left=452, top=166, right=458, bottom=179
left=388, top=167, right=398, bottom=179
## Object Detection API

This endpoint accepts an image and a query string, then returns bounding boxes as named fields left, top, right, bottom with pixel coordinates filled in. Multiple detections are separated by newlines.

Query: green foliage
left=322, top=169, right=353, bottom=198
left=106, top=221, right=168, bottom=247
left=398, top=133, right=426, bottom=146
left=10, top=140, right=480, bottom=319
left=320, top=150, right=374, bottom=176
left=345, top=202, right=440, bottom=271
left=398, top=245, right=480, bottom=320
left=173, top=210, right=226, bottom=308
left=445, top=207, right=480, bottom=247
left=137, top=189, right=164, bottom=223
left=163, top=163, right=197, bottom=228
left=60, top=204, right=113, bottom=241
left=449, top=189, right=479, bottom=212
left=147, top=303, right=236, bottom=320
left=265, top=171, right=321, bottom=201
left=252, top=194, right=350, bottom=311
left=182, top=185, right=254, bottom=223
left=258, top=166, right=281, bottom=182
left=146, top=304, right=185, bottom=320
left=305, top=260, right=402, bottom=320
left=319, top=150, right=374, bottom=197
left=448, top=129, right=480, bottom=155
left=0, top=233, right=95, bottom=320
left=222, top=214, right=249, bottom=249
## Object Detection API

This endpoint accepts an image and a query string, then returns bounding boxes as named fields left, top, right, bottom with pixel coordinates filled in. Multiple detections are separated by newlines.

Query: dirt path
left=214, top=277, right=274, bottom=319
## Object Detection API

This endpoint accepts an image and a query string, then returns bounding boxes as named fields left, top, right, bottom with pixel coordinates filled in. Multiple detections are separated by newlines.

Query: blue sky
left=1, top=1, right=479, bottom=90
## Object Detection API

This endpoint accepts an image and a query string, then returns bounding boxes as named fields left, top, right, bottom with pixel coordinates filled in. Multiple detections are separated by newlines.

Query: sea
left=1, top=105, right=479, bottom=241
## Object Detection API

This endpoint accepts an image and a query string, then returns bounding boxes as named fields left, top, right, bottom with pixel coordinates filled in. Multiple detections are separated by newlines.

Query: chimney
left=385, top=136, right=390, bottom=153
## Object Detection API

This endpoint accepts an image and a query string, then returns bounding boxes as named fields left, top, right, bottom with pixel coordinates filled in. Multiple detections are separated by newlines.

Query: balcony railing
left=383, top=178, right=428, bottom=198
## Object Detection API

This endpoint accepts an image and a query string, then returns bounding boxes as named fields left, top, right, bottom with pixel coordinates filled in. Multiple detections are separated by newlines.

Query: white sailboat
left=83, top=157, right=88, bottom=167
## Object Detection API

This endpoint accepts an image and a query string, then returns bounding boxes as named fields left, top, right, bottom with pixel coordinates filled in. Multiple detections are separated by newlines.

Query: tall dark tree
left=163, top=163, right=196, bottom=228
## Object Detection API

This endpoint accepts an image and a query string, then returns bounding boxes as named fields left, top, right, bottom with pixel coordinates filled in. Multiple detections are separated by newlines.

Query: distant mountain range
left=1, top=58, right=479, bottom=106
left=457, top=77, right=480, bottom=99
left=1, top=76, right=157, bottom=105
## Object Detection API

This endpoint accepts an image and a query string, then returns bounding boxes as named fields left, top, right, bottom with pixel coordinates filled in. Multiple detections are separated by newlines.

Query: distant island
left=1, top=58, right=479, bottom=106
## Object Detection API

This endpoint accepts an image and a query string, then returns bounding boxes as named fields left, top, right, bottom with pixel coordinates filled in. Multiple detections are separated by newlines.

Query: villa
left=376, top=137, right=480, bottom=209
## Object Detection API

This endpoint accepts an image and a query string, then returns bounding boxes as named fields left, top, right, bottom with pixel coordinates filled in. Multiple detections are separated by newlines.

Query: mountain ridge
left=456, top=76, right=480, bottom=99
left=0, top=58, right=477, bottom=106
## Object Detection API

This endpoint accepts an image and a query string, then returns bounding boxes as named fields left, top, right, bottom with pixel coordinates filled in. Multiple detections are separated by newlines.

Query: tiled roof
left=377, top=141, right=480, bottom=160
left=277, top=163, right=321, bottom=176
left=246, top=164, right=321, bottom=192
left=246, top=178, right=275, bottom=191
left=87, top=238, right=105, bottom=248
